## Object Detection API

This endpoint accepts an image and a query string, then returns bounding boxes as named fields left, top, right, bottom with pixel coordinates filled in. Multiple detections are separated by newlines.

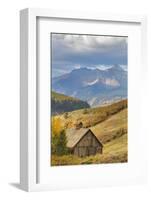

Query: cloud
left=51, top=33, right=128, bottom=77
left=52, top=34, right=127, bottom=53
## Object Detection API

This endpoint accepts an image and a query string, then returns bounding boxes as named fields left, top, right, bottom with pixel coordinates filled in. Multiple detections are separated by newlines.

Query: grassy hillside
left=51, top=100, right=128, bottom=166
left=56, top=99, right=127, bottom=129
left=52, top=91, right=82, bottom=101
left=51, top=91, right=90, bottom=115
left=91, top=108, right=127, bottom=143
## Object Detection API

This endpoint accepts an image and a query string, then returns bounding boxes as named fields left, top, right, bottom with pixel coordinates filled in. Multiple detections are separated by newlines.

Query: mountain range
left=52, top=65, right=127, bottom=107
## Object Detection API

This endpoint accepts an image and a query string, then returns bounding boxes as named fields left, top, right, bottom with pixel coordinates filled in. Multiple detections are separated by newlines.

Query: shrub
left=64, top=112, right=68, bottom=119
left=83, top=108, right=88, bottom=114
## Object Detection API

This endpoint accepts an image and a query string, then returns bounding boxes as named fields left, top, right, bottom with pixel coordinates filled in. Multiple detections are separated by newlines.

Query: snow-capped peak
left=84, top=79, right=99, bottom=86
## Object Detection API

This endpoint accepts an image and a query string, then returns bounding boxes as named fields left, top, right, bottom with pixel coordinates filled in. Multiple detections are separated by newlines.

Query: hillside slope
left=91, top=108, right=127, bottom=143
left=51, top=91, right=90, bottom=115
left=57, top=99, right=127, bottom=128
left=51, top=100, right=128, bottom=166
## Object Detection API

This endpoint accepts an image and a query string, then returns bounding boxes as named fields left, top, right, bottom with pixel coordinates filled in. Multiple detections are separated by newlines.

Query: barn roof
left=66, top=128, right=102, bottom=149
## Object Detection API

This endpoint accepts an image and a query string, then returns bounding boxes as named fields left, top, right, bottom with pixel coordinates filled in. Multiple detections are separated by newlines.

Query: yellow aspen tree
left=52, top=117, right=62, bottom=136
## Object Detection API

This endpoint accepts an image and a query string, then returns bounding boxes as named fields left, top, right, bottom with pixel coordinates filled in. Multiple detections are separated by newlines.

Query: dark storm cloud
left=51, top=33, right=127, bottom=77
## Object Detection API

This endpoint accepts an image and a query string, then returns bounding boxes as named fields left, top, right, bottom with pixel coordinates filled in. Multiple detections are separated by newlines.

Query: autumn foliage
left=51, top=117, right=68, bottom=155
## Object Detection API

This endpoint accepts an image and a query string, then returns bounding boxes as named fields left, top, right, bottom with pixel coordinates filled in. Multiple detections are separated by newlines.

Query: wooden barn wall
left=76, top=131, right=101, bottom=148
left=73, top=131, right=102, bottom=157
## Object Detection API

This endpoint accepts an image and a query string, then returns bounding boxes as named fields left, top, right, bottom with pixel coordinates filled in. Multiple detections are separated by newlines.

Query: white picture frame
left=20, top=8, right=147, bottom=191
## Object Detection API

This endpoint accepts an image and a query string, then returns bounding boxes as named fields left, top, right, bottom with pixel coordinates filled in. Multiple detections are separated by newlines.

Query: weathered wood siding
left=73, top=130, right=103, bottom=157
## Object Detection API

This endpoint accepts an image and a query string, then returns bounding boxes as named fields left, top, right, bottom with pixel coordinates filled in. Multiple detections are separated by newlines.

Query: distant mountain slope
left=52, top=65, right=127, bottom=107
left=51, top=91, right=90, bottom=115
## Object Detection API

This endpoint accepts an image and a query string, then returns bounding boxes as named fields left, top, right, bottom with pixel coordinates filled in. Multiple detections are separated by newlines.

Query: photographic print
left=51, top=33, right=128, bottom=166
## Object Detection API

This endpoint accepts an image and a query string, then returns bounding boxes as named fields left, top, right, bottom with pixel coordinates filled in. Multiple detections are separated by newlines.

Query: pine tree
left=56, top=130, right=68, bottom=156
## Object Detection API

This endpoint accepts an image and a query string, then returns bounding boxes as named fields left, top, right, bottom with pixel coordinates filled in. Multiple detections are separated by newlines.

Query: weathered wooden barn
left=66, top=128, right=103, bottom=157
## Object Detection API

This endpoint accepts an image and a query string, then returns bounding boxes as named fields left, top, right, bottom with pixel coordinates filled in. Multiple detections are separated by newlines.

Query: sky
left=51, top=33, right=128, bottom=77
